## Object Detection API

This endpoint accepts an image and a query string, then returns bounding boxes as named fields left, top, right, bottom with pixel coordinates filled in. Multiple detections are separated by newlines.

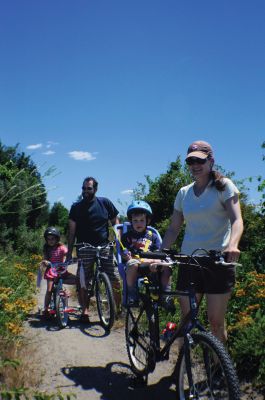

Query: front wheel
left=96, top=272, right=115, bottom=331
left=125, top=302, right=156, bottom=377
left=175, top=331, right=240, bottom=400
left=55, top=284, right=69, bottom=329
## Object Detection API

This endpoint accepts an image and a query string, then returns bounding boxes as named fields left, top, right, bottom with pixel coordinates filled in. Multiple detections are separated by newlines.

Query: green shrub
left=0, top=253, right=41, bottom=339
left=229, top=310, right=265, bottom=386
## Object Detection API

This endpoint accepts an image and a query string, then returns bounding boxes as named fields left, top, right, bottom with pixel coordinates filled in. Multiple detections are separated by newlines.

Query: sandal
left=79, top=314, right=90, bottom=323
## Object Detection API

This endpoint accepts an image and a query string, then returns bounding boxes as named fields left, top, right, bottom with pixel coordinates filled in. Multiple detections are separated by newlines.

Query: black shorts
left=176, top=257, right=236, bottom=294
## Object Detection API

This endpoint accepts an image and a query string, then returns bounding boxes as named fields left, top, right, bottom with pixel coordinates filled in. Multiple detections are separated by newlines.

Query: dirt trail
left=26, top=264, right=179, bottom=400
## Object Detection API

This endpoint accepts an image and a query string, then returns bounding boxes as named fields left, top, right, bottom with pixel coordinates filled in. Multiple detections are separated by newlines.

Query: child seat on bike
left=114, top=221, right=162, bottom=306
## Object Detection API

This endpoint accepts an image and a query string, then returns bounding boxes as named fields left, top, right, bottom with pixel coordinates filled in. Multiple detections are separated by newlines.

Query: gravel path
left=26, top=264, right=179, bottom=399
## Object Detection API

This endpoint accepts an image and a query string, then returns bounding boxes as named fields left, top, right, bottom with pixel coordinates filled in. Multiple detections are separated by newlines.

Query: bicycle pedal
left=59, top=290, right=70, bottom=297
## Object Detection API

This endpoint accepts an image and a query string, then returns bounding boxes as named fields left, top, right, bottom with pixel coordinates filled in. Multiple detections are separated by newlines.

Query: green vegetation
left=0, top=140, right=264, bottom=395
left=48, top=202, right=69, bottom=236
left=0, top=142, right=70, bottom=397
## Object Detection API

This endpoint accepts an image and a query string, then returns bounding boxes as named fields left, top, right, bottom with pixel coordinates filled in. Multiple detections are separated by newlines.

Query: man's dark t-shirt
left=69, top=197, right=119, bottom=246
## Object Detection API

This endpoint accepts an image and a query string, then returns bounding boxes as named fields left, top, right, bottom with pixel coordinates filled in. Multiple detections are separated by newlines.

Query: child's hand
left=149, top=262, right=158, bottom=272
left=122, top=249, right=131, bottom=261
left=39, top=260, right=51, bottom=269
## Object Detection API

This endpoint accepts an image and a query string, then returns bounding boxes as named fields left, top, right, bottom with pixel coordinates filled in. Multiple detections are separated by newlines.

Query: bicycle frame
left=127, top=270, right=205, bottom=365
left=47, top=262, right=75, bottom=328
left=74, top=242, right=116, bottom=330
left=75, top=242, right=112, bottom=298
left=49, top=262, right=70, bottom=309
left=127, top=248, right=239, bottom=364
left=82, top=248, right=103, bottom=303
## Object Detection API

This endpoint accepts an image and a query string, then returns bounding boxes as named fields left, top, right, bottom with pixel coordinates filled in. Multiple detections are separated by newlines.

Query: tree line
left=1, top=140, right=264, bottom=262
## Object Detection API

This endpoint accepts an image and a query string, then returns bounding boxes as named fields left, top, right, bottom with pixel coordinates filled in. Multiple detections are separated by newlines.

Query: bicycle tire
left=50, top=291, right=56, bottom=313
left=175, top=331, right=240, bottom=400
left=96, top=271, right=115, bottom=331
left=55, top=284, right=69, bottom=329
left=125, top=301, right=156, bottom=376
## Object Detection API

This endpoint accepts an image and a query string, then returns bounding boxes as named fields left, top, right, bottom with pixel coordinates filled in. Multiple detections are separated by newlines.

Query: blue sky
left=0, top=0, right=264, bottom=215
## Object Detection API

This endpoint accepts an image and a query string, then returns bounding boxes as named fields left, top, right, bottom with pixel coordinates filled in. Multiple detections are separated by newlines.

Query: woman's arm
left=224, top=194, right=244, bottom=262
left=161, top=210, right=184, bottom=249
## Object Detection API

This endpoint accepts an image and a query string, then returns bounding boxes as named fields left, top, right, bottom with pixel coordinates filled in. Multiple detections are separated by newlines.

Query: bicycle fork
left=184, top=334, right=197, bottom=399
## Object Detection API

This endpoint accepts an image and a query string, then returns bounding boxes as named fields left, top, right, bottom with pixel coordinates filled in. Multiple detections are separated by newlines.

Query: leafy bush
left=0, top=253, right=41, bottom=339
left=229, top=310, right=265, bottom=386
left=227, top=262, right=265, bottom=387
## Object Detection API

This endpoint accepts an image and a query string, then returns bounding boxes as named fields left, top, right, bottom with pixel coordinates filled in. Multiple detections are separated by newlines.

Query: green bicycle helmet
left=127, top=200, right=152, bottom=219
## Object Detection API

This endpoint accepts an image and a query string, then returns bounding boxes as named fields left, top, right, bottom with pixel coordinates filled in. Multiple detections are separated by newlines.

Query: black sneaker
left=127, top=297, right=139, bottom=308
left=160, top=295, right=176, bottom=313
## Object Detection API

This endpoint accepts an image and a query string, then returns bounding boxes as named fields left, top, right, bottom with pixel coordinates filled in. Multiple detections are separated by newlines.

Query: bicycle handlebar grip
left=137, top=250, right=168, bottom=260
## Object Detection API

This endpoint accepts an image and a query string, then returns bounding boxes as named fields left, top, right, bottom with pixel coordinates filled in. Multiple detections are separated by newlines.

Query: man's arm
left=67, top=218, right=76, bottom=260
left=110, top=215, right=119, bottom=226
left=161, top=210, right=184, bottom=249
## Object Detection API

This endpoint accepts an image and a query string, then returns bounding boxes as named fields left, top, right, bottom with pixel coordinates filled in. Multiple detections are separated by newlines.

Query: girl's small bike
left=45, top=262, right=76, bottom=329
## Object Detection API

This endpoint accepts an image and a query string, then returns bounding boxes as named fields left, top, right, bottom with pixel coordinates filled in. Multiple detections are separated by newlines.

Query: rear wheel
left=96, top=272, right=115, bottom=331
left=175, top=331, right=240, bottom=399
left=125, top=302, right=155, bottom=376
left=55, top=285, right=69, bottom=329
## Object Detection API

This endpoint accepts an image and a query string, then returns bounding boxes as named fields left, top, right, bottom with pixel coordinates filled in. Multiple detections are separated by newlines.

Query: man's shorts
left=176, top=257, right=236, bottom=294
left=76, top=245, right=120, bottom=290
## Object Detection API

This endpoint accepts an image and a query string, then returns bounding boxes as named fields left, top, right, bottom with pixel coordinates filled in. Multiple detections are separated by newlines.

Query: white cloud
left=46, top=141, right=59, bottom=148
left=68, top=151, right=96, bottom=161
left=121, top=189, right=134, bottom=195
left=27, top=143, right=42, bottom=150
left=42, top=150, right=55, bottom=155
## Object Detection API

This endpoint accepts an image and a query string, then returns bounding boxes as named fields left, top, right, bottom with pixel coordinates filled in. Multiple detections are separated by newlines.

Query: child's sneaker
left=126, top=286, right=139, bottom=307
left=127, top=296, right=139, bottom=308
left=160, top=295, right=176, bottom=313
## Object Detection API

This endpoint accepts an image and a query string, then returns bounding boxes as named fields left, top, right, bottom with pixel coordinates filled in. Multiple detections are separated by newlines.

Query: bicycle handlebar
left=137, top=249, right=242, bottom=267
left=74, top=241, right=115, bottom=250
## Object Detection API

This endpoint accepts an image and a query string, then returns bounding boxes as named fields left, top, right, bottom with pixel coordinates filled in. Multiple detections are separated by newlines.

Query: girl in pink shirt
left=40, top=227, right=75, bottom=318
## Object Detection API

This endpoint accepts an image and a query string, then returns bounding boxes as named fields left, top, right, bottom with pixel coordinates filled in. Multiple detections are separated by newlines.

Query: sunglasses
left=186, top=157, right=208, bottom=166
left=82, top=186, right=94, bottom=191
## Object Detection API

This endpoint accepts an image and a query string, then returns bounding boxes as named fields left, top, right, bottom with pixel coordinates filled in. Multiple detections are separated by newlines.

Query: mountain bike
left=75, top=242, right=116, bottom=331
left=125, top=248, right=241, bottom=399
left=47, top=262, right=76, bottom=329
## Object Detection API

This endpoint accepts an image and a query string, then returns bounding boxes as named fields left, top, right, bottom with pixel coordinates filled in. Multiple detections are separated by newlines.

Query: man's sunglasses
left=186, top=157, right=208, bottom=166
left=82, top=186, right=94, bottom=191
